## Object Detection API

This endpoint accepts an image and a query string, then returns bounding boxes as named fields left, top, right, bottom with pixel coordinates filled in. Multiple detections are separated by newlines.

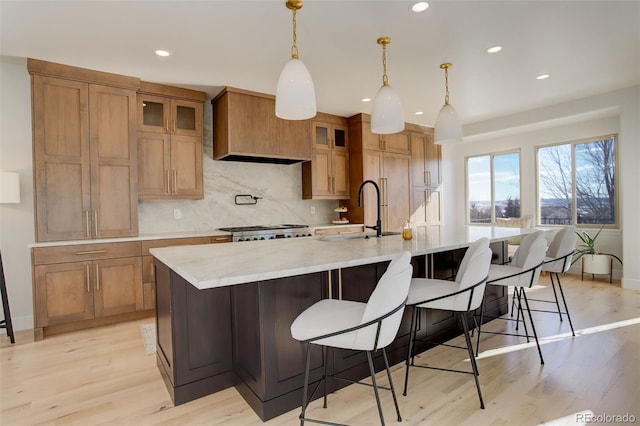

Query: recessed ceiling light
left=487, top=45, right=502, bottom=54
left=536, top=74, right=550, bottom=80
left=415, top=111, right=424, bottom=115
left=155, top=49, right=171, bottom=57
left=361, top=97, right=372, bottom=102
left=410, top=2, right=429, bottom=13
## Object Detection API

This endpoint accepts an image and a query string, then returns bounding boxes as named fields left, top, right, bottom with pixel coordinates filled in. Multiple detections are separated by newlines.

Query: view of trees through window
left=538, top=135, right=616, bottom=226
left=467, top=152, right=520, bottom=223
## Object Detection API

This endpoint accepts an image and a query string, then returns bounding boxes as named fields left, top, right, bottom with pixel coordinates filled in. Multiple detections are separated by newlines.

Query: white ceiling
left=1, top=0, right=638, bottom=128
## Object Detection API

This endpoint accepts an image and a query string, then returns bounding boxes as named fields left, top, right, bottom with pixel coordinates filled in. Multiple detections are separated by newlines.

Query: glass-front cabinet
left=138, top=94, right=202, bottom=137
left=313, top=122, right=348, bottom=151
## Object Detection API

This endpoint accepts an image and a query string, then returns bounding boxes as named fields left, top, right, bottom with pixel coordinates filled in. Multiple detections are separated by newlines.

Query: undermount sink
left=318, top=231, right=400, bottom=242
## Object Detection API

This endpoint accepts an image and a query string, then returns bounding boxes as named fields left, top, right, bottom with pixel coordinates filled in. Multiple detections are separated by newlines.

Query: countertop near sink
left=151, top=225, right=532, bottom=290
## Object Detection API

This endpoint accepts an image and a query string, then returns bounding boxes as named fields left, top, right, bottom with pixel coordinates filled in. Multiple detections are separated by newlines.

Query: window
left=537, top=135, right=617, bottom=226
left=466, top=151, right=521, bottom=224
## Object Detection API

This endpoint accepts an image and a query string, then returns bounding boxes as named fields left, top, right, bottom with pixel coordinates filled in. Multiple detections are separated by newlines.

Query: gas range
left=218, top=224, right=312, bottom=242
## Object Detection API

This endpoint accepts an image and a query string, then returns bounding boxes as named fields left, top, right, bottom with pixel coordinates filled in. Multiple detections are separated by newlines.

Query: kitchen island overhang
left=150, top=226, right=529, bottom=420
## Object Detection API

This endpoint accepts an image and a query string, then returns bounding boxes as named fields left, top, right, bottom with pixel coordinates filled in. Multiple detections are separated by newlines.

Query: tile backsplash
left=138, top=100, right=337, bottom=234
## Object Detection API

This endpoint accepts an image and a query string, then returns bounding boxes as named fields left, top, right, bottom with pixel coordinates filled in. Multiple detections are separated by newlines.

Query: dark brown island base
left=151, top=229, right=516, bottom=421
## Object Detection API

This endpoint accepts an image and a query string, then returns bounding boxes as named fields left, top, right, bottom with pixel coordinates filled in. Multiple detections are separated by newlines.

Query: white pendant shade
left=275, top=58, right=317, bottom=120
left=434, top=103, right=463, bottom=144
left=371, top=85, right=405, bottom=134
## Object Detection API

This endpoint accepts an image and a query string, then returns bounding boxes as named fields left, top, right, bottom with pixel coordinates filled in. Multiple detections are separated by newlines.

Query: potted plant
left=574, top=226, right=622, bottom=277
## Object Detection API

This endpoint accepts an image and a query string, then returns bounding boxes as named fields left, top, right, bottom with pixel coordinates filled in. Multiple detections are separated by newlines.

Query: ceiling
left=1, top=1, right=638, bottom=128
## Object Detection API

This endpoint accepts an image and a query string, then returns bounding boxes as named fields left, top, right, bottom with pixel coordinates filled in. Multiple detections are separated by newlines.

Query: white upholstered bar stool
left=475, top=230, right=547, bottom=364
left=290, top=251, right=413, bottom=426
left=402, top=238, right=492, bottom=408
left=529, top=226, right=578, bottom=335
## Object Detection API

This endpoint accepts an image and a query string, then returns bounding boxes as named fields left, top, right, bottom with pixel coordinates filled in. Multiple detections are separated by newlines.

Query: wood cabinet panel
left=31, top=69, right=139, bottom=242
left=33, top=242, right=141, bottom=265
left=383, top=130, right=410, bottom=154
left=32, top=76, right=92, bottom=242
left=383, top=153, right=412, bottom=231
left=34, top=262, right=94, bottom=327
left=137, top=86, right=204, bottom=200
left=94, top=257, right=143, bottom=317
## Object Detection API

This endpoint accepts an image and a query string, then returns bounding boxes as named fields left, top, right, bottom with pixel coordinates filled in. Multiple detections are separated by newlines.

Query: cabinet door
left=171, top=99, right=203, bottom=137
left=425, top=133, right=441, bottom=187
left=362, top=150, right=384, bottom=227
left=32, top=76, right=92, bottom=242
left=411, top=187, right=428, bottom=225
left=383, top=153, right=412, bottom=231
left=311, top=149, right=332, bottom=196
left=332, top=124, right=348, bottom=151
left=138, top=131, right=171, bottom=197
left=34, top=262, right=94, bottom=326
left=361, top=121, right=382, bottom=150
left=138, top=94, right=170, bottom=134
left=410, top=132, right=428, bottom=187
left=332, top=150, right=350, bottom=197
left=89, top=84, right=138, bottom=238
left=383, top=131, right=410, bottom=154
left=93, top=257, right=143, bottom=317
left=171, top=135, right=204, bottom=197
left=312, top=122, right=331, bottom=149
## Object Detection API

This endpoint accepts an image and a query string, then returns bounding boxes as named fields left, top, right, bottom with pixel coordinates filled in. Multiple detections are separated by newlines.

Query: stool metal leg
left=300, top=342, right=312, bottom=426
left=403, top=306, right=418, bottom=396
left=460, top=312, right=484, bottom=409
left=0, top=252, right=14, bottom=344
left=366, top=350, right=386, bottom=426
left=322, top=346, right=328, bottom=408
left=521, top=291, right=544, bottom=365
left=555, top=273, right=575, bottom=336
left=549, top=273, right=564, bottom=322
left=382, top=348, right=402, bottom=422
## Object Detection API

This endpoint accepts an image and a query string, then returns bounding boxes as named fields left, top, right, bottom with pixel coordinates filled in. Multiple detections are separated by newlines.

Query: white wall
left=0, top=57, right=336, bottom=331
left=0, top=57, right=36, bottom=331
left=442, top=86, right=640, bottom=290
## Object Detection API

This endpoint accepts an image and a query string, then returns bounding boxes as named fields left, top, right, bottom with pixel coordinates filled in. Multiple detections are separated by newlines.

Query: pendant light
left=275, top=0, right=316, bottom=120
left=371, top=36, right=404, bottom=134
left=434, top=63, right=463, bottom=144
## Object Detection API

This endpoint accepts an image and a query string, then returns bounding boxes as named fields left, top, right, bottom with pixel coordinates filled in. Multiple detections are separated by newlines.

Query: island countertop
left=150, top=225, right=530, bottom=290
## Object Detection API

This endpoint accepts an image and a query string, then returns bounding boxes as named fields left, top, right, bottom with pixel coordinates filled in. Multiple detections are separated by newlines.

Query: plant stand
left=581, top=255, right=613, bottom=283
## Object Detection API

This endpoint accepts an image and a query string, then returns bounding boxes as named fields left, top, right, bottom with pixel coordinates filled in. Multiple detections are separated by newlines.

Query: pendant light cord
left=290, top=9, right=299, bottom=59
left=441, top=63, right=452, bottom=106
left=381, top=43, right=388, bottom=86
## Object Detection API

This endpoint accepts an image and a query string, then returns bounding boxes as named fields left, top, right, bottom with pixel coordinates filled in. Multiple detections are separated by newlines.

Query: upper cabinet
left=361, top=121, right=410, bottom=154
left=29, top=59, right=139, bottom=242
left=409, top=129, right=442, bottom=229
left=302, top=114, right=350, bottom=199
left=137, top=82, right=205, bottom=200
left=212, top=87, right=311, bottom=163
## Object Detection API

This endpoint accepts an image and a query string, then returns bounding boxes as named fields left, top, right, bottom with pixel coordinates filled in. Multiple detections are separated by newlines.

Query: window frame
left=465, top=149, right=522, bottom=225
left=535, top=134, right=619, bottom=229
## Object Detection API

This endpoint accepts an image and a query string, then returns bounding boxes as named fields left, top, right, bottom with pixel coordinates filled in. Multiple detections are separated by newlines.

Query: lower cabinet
left=32, top=241, right=144, bottom=339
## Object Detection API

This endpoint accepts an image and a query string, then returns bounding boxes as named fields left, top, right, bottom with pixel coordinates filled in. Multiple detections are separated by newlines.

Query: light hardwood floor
left=1, top=274, right=638, bottom=425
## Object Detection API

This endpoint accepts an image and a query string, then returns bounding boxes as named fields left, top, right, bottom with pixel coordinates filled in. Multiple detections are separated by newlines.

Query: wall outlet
left=310, top=206, right=315, bottom=215
left=173, top=208, right=181, bottom=219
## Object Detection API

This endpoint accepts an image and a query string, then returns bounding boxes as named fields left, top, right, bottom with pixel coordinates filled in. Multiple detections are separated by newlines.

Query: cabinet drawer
left=33, top=242, right=142, bottom=265
left=141, top=236, right=214, bottom=255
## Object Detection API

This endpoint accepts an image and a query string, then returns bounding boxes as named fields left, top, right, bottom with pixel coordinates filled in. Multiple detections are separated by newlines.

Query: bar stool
left=0, top=250, right=15, bottom=344
left=402, top=238, right=492, bottom=408
left=529, top=226, right=578, bottom=336
left=290, top=251, right=413, bottom=426
left=475, top=230, right=547, bottom=364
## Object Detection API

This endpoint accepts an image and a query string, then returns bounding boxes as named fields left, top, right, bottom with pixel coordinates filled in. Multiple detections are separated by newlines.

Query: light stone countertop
left=28, top=230, right=232, bottom=248
left=150, top=225, right=531, bottom=290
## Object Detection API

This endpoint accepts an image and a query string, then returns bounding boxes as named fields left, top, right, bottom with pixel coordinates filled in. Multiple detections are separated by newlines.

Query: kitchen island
left=150, top=226, right=527, bottom=420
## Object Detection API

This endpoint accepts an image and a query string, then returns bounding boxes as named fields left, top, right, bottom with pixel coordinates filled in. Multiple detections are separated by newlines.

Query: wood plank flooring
left=1, top=274, right=638, bottom=425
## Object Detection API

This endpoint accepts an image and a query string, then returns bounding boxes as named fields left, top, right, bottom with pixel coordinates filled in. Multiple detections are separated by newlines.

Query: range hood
left=212, top=87, right=312, bottom=165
